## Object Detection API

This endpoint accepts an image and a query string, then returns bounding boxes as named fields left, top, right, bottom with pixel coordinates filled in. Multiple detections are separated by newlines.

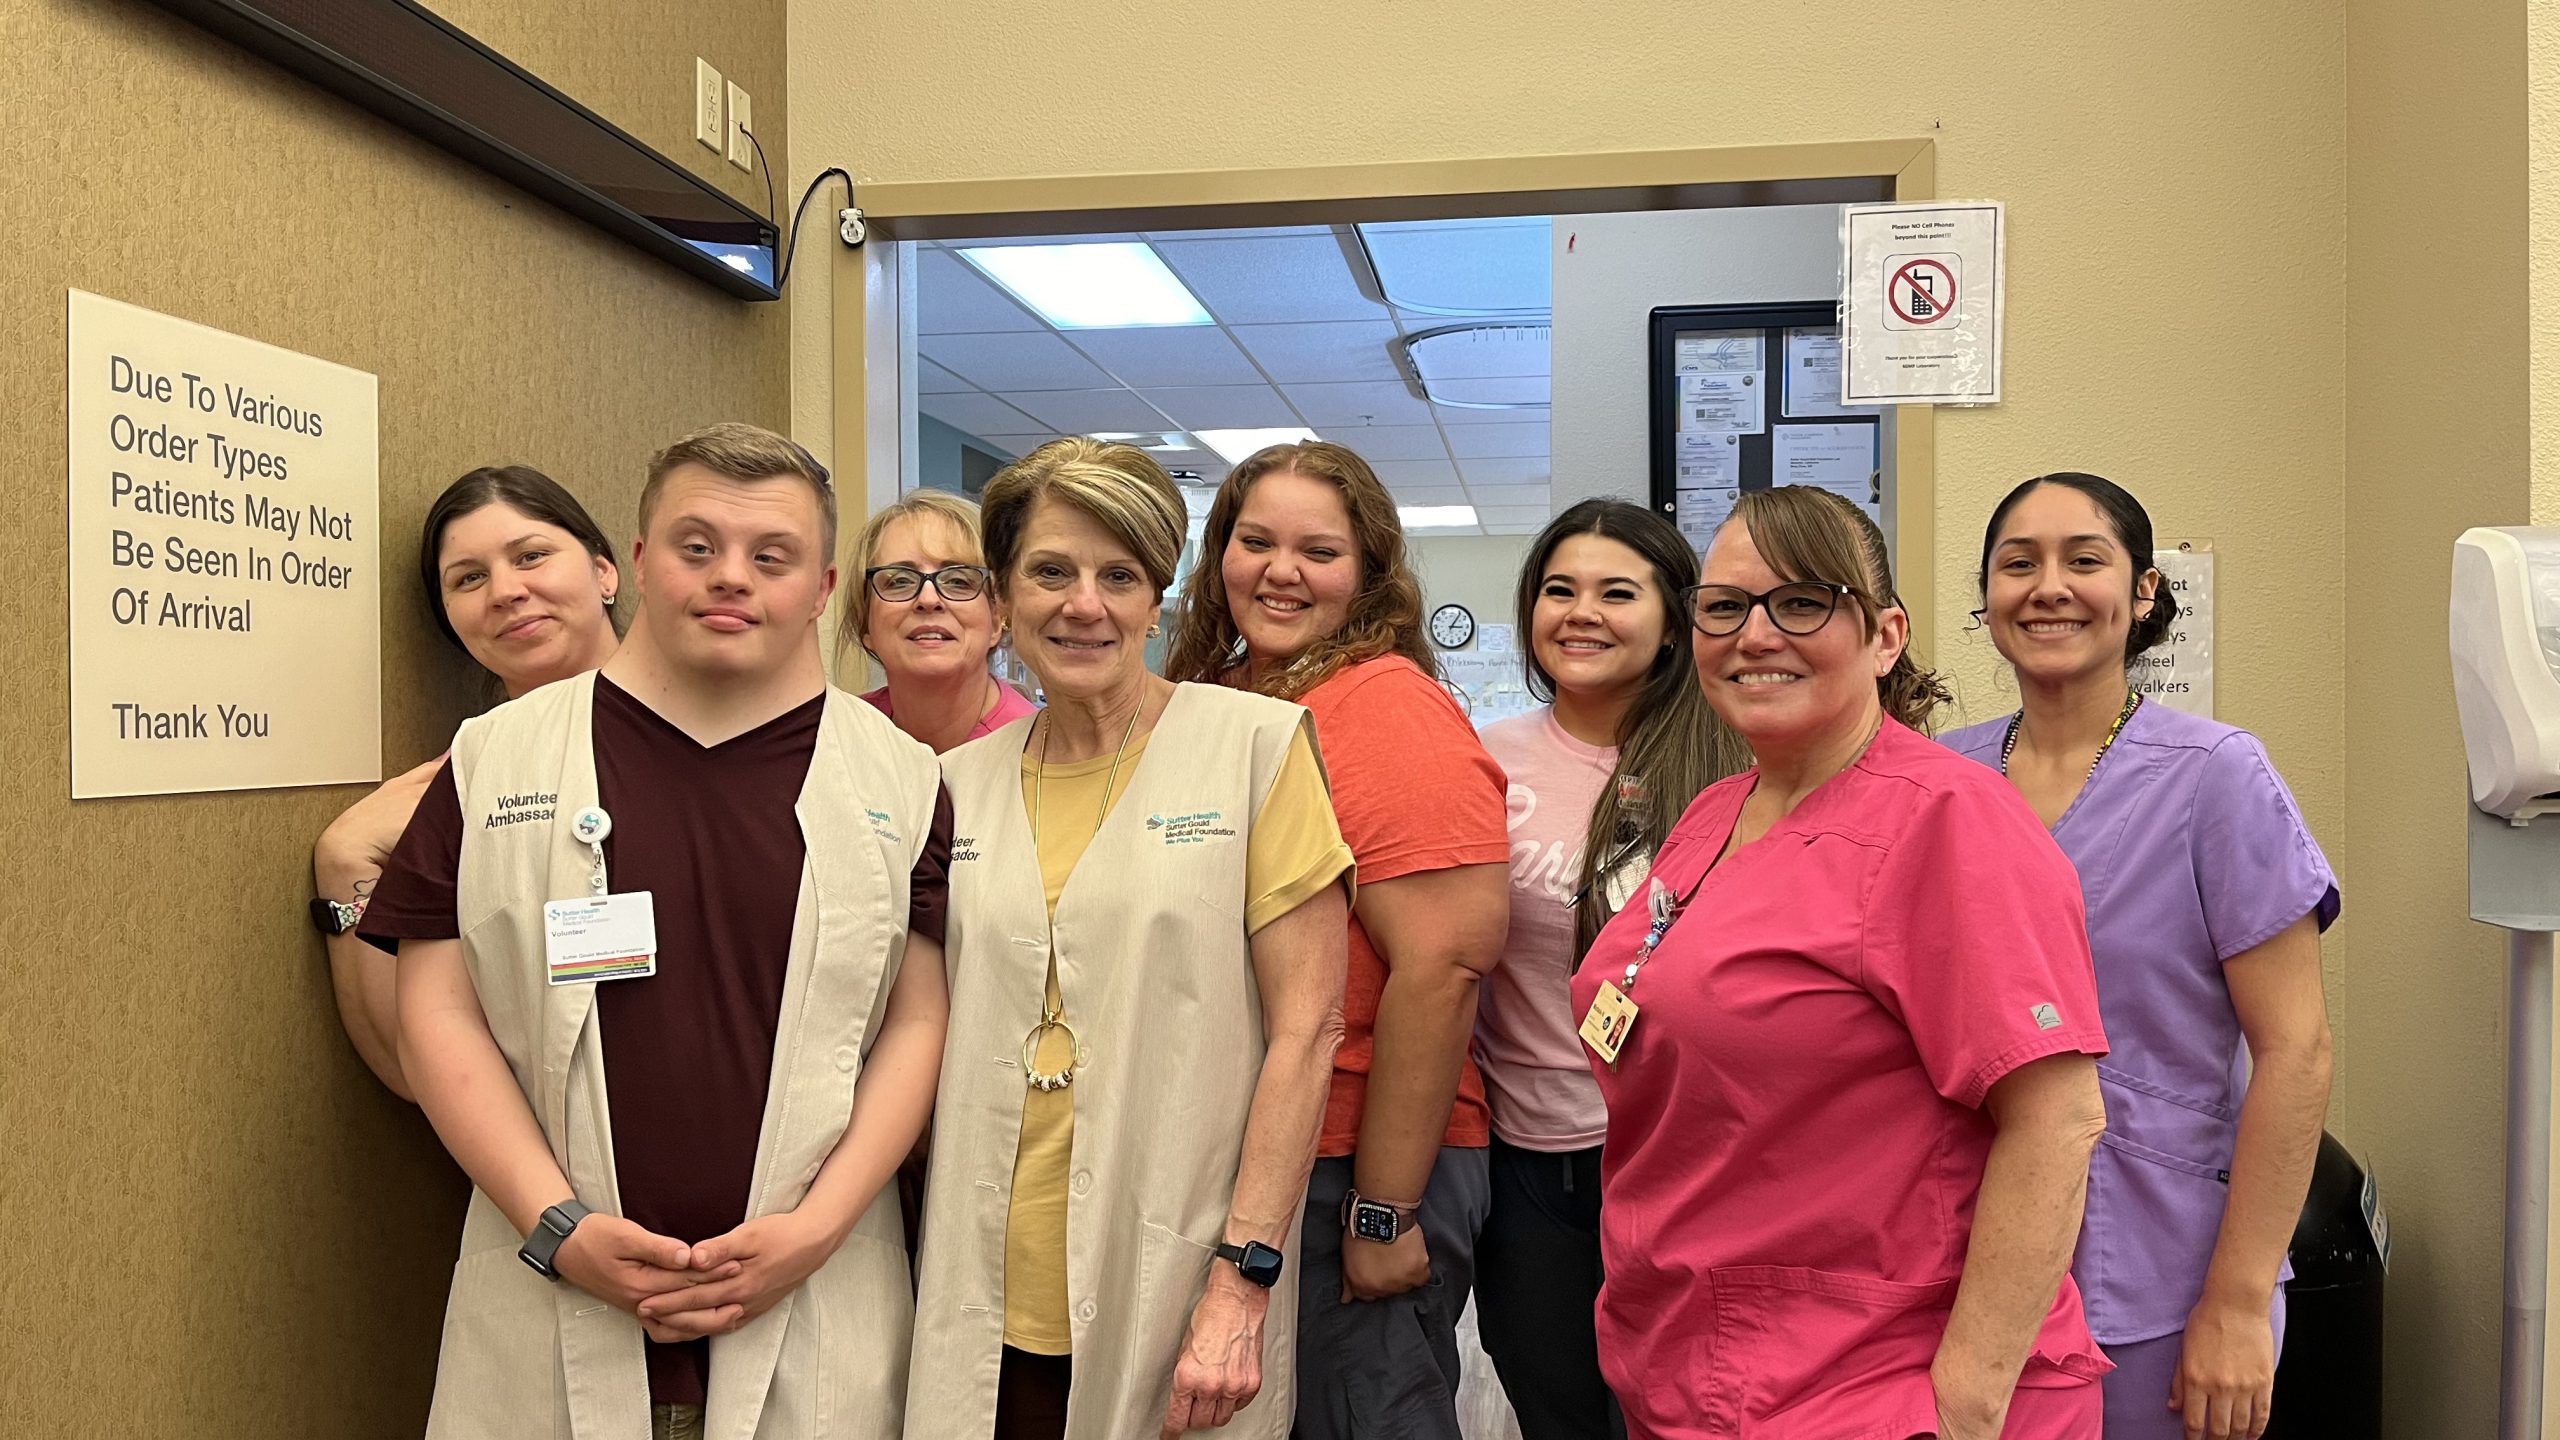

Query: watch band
left=1214, top=1239, right=1284, bottom=1288
left=309, top=894, right=366, bottom=937
left=1342, top=1190, right=1421, bottom=1244
left=517, top=1199, right=594, bottom=1278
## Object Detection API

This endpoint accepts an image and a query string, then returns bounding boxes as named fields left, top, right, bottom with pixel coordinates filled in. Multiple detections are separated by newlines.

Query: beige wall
left=2345, top=0, right=2529, bottom=1433
left=1, top=0, right=790, bottom=1433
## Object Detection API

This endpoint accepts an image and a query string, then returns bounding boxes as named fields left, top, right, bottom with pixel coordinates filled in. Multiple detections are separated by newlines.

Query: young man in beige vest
left=362, top=424, right=951, bottom=1440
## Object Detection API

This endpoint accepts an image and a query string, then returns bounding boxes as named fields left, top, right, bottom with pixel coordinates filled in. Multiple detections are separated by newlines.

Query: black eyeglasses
left=866, top=564, right=991, bottom=604
left=1684, top=581, right=1860, bottom=637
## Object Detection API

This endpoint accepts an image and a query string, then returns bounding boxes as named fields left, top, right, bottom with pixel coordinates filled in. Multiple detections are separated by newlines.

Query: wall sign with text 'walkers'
left=67, top=290, right=380, bottom=798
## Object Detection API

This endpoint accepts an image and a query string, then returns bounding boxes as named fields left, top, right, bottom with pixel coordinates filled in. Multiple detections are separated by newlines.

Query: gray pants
left=1293, top=1147, right=1493, bottom=1440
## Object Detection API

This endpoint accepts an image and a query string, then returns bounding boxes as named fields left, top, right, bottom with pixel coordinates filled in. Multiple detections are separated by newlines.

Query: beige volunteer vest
left=907, top=682, right=1316, bottom=1440
left=428, top=673, right=940, bottom=1440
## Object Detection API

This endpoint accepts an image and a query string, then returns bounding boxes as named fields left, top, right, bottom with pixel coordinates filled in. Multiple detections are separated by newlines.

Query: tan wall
left=787, top=0, right=2355, bottom=1068
left=0, top=0, right=790, bottom=1433
left=2344, top=0, right=2529, bottom=1432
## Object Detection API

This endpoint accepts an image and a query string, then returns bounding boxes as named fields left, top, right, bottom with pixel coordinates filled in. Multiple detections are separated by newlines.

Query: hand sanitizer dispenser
left=2452, top=526, right=2560, bottom=823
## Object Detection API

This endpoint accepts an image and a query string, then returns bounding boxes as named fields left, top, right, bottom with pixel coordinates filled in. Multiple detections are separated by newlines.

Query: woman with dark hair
left=1166, top=441, right=1509, bottom=1440
left=1576, top=486, right=2112, bottom=1439
left=1943, top=474, right=2336, bottom=1440
left=311, top=465, right=622, bottom=1097
left=1470, top=499, right=1745, bottom=1440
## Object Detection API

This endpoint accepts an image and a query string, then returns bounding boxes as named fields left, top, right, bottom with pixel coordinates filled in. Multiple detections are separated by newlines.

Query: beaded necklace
left=2000, top=688, right=2142, bottom=783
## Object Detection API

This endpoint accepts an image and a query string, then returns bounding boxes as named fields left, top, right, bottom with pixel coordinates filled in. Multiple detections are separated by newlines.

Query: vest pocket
left=427, top=1237, right=570, bottom=1440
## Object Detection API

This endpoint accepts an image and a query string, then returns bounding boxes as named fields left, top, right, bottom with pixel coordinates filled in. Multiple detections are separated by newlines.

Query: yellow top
left=1001, top=721, right=1351, bottom=1353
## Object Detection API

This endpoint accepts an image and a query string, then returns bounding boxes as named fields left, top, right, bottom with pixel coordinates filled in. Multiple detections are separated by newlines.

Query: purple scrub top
left=1943, top=700, right=2339, bottom=1346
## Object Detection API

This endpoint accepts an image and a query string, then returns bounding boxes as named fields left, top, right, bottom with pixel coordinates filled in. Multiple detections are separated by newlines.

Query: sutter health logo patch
left=1149, top=810, right=1234, bottom=845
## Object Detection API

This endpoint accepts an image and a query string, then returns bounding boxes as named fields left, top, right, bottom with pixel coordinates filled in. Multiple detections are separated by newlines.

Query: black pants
left=1472, top=1138, right=1624, bottom=1440
left=994, top=1346, right=1070, bottom=1440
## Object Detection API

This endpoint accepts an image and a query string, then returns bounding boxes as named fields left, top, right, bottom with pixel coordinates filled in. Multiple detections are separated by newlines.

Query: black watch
left=518, top=1200, right=594, bottom=1278
left=1342, top=1190, right=1419, bottom=1245
left=1214, top=1239, right=1284, bottom=1288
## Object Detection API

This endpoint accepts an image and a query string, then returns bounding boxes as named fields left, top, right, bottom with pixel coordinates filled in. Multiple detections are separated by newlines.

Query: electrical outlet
left=694, top=58, right=723, bottom=152
left=726, top=82, right=753, bottom=171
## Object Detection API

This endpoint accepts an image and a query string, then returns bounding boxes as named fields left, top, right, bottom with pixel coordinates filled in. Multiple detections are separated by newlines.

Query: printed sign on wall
left=2135, top=543, right=2214, bottom=718
left=68, top=290, right=380, bottom=798
left=1840, top=202, right=2005, bottom=405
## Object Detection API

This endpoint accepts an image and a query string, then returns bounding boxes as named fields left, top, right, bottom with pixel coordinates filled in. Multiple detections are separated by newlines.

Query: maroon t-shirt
left=363, top=677, right=952, bottom=1406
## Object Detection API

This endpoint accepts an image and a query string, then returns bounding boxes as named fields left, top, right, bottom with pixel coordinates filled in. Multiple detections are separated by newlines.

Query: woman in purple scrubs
left=1943, top=474, right=2337, bottom=1440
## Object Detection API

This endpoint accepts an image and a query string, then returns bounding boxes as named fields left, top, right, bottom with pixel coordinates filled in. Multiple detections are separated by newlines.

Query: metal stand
left=2471, top=805, right=2560, bottom=1440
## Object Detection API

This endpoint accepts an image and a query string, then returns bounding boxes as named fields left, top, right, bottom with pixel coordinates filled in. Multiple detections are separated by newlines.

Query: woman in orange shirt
left=1167, top=441, right=1511, bottom=1440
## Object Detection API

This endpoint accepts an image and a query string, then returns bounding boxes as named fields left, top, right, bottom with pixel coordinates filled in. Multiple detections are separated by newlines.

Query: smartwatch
left=1214, top=1239, right=1285, bottom=1289
left=310, top=895, right=365, bottom=937
left=517, top=1200, right=594, bottom=1278
left=1341, top=1190, right=1419, bottom=1245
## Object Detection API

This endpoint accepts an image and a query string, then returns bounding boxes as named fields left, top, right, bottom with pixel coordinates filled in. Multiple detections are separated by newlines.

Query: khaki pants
left=651, top=1404, right=705, bottom=1440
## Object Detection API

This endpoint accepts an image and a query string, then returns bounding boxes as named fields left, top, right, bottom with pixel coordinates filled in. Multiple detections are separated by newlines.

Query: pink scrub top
left=859, top=679, right=1036, bottom=742
left=1942, top=702, right=2339, bottom=1347
left=1573, top=719, right=2112, bottom=1440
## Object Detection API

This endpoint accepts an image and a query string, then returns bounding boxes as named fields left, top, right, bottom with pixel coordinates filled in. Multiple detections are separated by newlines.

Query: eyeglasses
left=1684, top=581, right=1860, bottom=637
left=866, top=564, right=991, bottom=604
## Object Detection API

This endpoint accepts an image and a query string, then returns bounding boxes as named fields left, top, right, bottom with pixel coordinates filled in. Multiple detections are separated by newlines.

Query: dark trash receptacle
left=2263, top=1131, right=2385, bottom=1440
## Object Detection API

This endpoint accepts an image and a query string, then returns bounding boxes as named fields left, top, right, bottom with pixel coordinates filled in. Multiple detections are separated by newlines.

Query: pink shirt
left=859, top=680, right=1036, bottom=743
left=1477, top=708, right=1615, bottom=1150
left=1572, top=719, right=2111, bottom=1440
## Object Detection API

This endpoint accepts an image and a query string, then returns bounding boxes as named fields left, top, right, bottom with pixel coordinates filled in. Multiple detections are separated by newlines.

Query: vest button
left=1076, top=1298, right=1097, bottom=1323
left=1070, top=1170, right=1092, bottom=1197
left=834, top=1045, right=858, bottom=1072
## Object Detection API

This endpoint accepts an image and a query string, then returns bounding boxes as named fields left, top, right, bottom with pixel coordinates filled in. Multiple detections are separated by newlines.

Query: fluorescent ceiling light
left=955, top=243, right=1213, bottom=329
left=1398, top=505, right=1479, bottom=529
left=1195, top=427, right=1320, bottom=465
left=1088, top=431, right=1197, bottom=452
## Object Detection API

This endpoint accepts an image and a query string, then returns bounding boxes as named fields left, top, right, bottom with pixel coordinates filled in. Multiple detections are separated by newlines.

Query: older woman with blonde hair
left=838, top=488, right=1035, bottom=753
left=1166, top=441, right=1509, bottom=1440
left=910, top=437, right=1355, bottom=1440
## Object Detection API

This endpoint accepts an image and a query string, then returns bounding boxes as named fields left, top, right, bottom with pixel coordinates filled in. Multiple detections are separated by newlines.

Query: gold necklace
left=1021, top=695, right=1147, bottom=1092
left=2000, top=689, right=2141, bottom=783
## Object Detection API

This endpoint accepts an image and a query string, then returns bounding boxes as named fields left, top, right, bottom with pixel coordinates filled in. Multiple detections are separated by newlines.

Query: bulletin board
left=1648, top=302, right=1893, bottom=553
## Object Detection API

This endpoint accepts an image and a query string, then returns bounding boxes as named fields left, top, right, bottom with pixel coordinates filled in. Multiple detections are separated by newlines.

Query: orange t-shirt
left=1297, top=654, right=1508, bottom=1155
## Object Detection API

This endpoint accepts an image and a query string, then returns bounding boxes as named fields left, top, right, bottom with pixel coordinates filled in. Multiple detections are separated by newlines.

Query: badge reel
left=1579, top=875, right=1683, bottom=1067
left=543, top=806, right=658, bottom=986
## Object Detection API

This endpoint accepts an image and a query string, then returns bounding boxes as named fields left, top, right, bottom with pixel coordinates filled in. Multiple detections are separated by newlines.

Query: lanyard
left=1615, top=867, right=1710, bottom=1000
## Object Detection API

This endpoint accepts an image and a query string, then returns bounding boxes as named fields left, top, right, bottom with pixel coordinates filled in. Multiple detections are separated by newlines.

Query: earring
left=602, top=591, right=617, bottom=604
left=1146, top=623, right=1162, bottom=638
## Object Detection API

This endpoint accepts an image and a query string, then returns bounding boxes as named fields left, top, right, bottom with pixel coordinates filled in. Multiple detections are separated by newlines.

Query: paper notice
left=1679, top=371, right=1764, bottom=435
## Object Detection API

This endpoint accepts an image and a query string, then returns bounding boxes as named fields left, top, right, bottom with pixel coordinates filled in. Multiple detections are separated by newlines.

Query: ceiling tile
left=1407, top=522, right=1486, bottom=537
left=998, top=389, right=1179, bottom=434
left=1459, top=457, right=1551, bottom=486
left=1383, top=485, right=1471, bottom=507
left=1135, top=385, right=1303, bottom=430
left=1465, top=483, right=1553, bottom=507
left=1474, top=505, right=1554, bottom=526
left=916, top=249, right=1045, bottom=334
left=918, top=391, right=1048, bottom=436
left=1066, top=327, right=1262, bottom=387
left=1282, top=380, right=1435, bottom=427
left=1371, top=459, right=1462, bottom=488
left=974, top=434, right=1056, bottom=459
left=1227, top=320, right=1403, bottom=383
left=1446, top=423, right=1549, bottom=458
left=920, top=331, right=1115, bottom=392
left=916, top=359, right=975, bottom=395
left=1318, top=425, right=1446, bottom=462
left=1484, top=519, right=1548, bottom=536
left=1361, top=220, right=1552, bottom=313
left=1155, top=235, right=1388, bottom=324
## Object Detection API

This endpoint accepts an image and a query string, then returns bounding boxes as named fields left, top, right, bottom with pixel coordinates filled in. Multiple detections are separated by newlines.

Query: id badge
left=543, top=892, right=658, bottom=985
left=1579, top=980, right=1640, bottom=1066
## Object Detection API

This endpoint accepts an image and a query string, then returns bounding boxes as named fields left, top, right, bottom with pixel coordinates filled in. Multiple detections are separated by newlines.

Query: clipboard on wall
left=1648, top=302, right=1894, bottom=554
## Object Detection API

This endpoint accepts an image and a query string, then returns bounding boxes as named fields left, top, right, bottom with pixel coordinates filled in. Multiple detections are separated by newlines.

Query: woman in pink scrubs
left=1574, top=485, right=2113, bottom=1439
left=1942, top=474, right=2335, bottom=1440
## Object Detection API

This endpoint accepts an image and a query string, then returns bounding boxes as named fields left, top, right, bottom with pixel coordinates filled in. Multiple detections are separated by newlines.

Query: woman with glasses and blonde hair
left=1573, top=486, right=2112, bottom=1439
left=911, top=437, right=1354, bottom=1440
left=839, top=488, right=1036, bottom=753
left=1166, top=441, right=1509, bottom=1440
